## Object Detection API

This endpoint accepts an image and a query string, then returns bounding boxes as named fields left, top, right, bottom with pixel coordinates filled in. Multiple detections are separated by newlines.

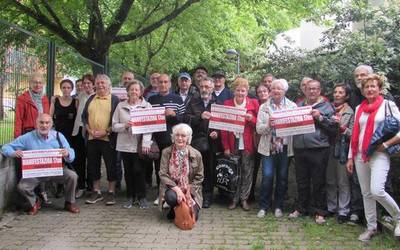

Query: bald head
left=36, top=113, right=53, bottom=136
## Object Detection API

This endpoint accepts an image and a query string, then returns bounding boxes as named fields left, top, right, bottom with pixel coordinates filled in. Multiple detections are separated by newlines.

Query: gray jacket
left=293, top=100, right=336, bottom=149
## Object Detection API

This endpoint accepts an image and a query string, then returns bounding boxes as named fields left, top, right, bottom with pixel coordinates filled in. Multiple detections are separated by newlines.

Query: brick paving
left=0, top=186, right=399, bottom=250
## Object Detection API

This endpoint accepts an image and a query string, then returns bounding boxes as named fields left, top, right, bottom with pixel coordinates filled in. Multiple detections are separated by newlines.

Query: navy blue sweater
left=148, top=93, right=184, bottom=147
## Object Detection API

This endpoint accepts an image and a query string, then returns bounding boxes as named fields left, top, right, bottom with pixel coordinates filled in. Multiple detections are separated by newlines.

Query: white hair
left=171, top=123, right=193, bottom=145
left=271, top=79, right=289, bottom=92
left=95, top=74, right=112, bottom=86
left=354, top=65, right=373, bottom=74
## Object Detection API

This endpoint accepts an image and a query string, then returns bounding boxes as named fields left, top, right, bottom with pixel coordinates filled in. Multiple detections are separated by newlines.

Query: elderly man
left=149, top=73, right=184, bottom=205
left=212, top=70, right=233, bottom=104
left=144, top=72, right=160, bottom=100
left=120, top=71, right=135, bottom=88
left=185, top=77, right=220, bottom=208
left=176, top=72, right=198, bottom=107
left=2, top=113, right=79, bottom=215
left=82, top=74, right=120, bottom=205
left=14, top=73, right=50, bottom=138
left=289, top=80, right=336, bottom=224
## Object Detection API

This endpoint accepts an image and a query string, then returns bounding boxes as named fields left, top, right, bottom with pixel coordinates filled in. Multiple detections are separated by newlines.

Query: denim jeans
left=259, top=146, right=289, bottom=210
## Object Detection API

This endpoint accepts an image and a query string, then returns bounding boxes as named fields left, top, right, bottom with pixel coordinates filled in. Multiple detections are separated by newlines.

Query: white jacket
left=256, top=97, right=297, bottom=157
left=112, top=99, right=152, bottom=153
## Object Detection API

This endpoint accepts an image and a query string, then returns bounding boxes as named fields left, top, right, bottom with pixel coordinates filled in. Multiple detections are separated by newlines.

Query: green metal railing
left=0, top=19, right=138, bottom=145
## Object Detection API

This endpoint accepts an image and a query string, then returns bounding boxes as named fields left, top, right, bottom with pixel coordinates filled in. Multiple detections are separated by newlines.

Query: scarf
left=168, top=145, right=195, bottom=206
left=334, top=102, right=348, bottom=114
left=351, top=95, right=384, bottom=162
left=29, top=90, right=43, bottom=113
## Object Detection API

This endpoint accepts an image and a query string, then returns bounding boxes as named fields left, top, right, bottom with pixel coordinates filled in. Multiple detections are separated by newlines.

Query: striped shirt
left=148, top=93, right=185, bottom=146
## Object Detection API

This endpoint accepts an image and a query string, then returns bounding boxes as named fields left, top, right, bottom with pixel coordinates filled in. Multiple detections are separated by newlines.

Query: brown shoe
left=64, top=202, right=80, bottom=214
left=28, top=200, right=41, bottom=215
left=228, top=200, right=237, bottom=210
left=241, top=200, right=250, bottom=211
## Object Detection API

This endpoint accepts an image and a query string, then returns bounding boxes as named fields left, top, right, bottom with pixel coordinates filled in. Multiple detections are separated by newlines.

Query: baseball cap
left=212, top=70, right=226, bottom=78
left=178, top=72, right=191, bottom=80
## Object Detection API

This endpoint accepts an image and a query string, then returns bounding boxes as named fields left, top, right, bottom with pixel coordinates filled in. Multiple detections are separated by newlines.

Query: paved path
left=0, top=187, right=399, bottom=250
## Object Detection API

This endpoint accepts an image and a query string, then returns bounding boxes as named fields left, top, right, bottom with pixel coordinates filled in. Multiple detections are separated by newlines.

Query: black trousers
left=294, top=147, right=329, bottom=216
left=87, top=139, right=117, bottom=182
left=144, top=158, right=154, bottom=185
left=165, top=188, right=200, bottom=221
left=72, top=128, right=88, bottom=189
left=121, top=152, right=146, bottom=199
left=201, top=149, right=215, bottom=200
left=250, top=152, right=262, bottom=200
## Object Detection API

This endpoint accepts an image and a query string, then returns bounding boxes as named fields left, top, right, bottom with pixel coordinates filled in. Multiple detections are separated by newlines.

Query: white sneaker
left=274, top=208, right=283, bottom=218
left=358, top=229, right=377, bottom=242
left=153, top=197, right=159, bottom=206
left=257, top=209, right=266, bottom=218
left=163, top=202, right=170, bottom=209
left=394, top=221, right=400, bottom=237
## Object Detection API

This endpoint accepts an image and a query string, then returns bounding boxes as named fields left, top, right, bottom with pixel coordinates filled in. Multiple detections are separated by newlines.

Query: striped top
left=148, top=93, right=185, bottom=146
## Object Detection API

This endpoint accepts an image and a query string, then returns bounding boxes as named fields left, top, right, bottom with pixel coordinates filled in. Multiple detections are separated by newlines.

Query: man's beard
left=200, top=91, right=210, bottom=99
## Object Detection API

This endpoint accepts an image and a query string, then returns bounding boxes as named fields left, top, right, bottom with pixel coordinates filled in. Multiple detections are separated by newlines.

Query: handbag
left=368, top=101, right=400, bottom=156
left=174, top=201, right=196, bottom=230
left=190, top=136, right=209, bottom=152
left=137, top=135, right=160, bottom=160
left=215, top=154, right=240, bottom=193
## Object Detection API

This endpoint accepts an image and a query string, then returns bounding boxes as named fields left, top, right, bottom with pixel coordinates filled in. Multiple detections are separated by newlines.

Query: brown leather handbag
left=174, top=201, right=196, bottom=230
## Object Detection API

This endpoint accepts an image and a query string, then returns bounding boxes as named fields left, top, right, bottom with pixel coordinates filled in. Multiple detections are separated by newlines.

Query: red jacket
left=14, top=91, right=50, bottom=138
left=221, top=97, right=259, bottom=155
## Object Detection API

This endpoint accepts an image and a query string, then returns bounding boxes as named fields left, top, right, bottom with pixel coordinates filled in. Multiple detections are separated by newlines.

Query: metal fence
left=0, top=19, right=137, bottom=145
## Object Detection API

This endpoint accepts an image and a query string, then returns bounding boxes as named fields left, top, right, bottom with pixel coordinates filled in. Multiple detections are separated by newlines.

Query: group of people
left=2, top=64, right=400, bottom=240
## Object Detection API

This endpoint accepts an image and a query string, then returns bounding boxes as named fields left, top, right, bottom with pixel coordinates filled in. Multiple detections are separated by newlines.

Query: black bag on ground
left=215, top=155, right=240, bottom=193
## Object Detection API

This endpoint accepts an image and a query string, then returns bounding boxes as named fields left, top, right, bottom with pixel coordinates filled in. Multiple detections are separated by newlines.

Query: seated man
left=1, top=113, right=79, bottom=215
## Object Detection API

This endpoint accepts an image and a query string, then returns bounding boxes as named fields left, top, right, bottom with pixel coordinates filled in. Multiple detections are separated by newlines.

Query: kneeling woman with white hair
left=158, top=123, right=204, bottom=220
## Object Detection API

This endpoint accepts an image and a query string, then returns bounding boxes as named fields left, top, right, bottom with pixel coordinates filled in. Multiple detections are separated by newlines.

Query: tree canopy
left=0, top=0, right=331, bottom=77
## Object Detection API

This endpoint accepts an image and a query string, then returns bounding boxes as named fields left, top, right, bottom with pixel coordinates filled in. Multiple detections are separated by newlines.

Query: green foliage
left=248, top=0, right=400, bottom=99
left=0, top=0, right=331, bottom=80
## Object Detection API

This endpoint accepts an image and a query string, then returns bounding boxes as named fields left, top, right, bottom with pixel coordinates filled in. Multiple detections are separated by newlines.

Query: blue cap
left=178, top=72, right=191, bottom=80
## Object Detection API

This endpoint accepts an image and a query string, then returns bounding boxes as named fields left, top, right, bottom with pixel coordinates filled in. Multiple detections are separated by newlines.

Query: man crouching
left=2, top=113, right=79, bottom=215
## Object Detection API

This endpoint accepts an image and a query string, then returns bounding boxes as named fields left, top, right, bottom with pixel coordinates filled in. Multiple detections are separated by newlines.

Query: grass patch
left=250, top=237, right=264, bottom=250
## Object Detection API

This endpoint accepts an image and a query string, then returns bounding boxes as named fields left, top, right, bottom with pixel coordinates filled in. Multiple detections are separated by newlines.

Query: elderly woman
left=221, top=77, right=259, bottom=211
left=159, top=123, right=204, bottom=221
left=256, top=79, right=297, bottom=218
left=347, top=74, right=400, bottom=241
left=112, top=80, right=152, bottom=209
left=326, top=83, right=353, bottom=223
